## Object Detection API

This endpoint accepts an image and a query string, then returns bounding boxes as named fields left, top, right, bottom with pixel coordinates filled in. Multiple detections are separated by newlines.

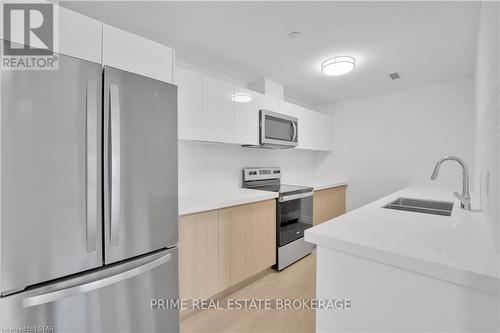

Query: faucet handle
left=453, top=192, right=471, bottom=210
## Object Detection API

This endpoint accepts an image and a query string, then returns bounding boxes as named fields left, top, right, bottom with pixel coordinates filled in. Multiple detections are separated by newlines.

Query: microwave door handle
left=291, top=122, right=297, bottom=142
left=109, top=84, right=121, bottom=246
left=22, top=253, right=171, bottom=308
left=86, top=80, right=98, bottom=252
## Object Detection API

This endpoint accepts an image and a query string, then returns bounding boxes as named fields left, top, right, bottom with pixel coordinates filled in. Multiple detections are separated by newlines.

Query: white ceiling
left=61, top=1, right=480, bottom=107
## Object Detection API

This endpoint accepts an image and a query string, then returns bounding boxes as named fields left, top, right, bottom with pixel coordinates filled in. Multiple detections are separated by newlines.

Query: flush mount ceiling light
left=321, top=56, right=356, bottom=76
left=232, top=93, right=253, bottom=103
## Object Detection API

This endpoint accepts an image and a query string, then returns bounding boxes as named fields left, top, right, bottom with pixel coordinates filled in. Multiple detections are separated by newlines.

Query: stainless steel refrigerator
left=0, top=52, right=179, bottom=332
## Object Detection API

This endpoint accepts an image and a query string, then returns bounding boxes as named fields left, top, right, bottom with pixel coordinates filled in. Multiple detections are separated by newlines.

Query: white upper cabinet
left=202, top=76, right=234, bottom=143
left=234, top=87, right=262, bottom=145
left=278, top=100, right=301, bottom=120
left=175, top=67, right=203, bottom=141
left=102, top=24, right=174, bottom=83
left=313, top=112, right=332, bottom=151
left=174, top=67, right=332, bottom=150
left=261, top=94, right=280, bottom=113
left=279, top=101, right=332, bottom=151
left=0, top=4, right=102, bottom=63
left=297, top=106, right=315, bottom=150
left=58, top=6, right=102, bottom=63
left=0, top=3, right=174, bottom=80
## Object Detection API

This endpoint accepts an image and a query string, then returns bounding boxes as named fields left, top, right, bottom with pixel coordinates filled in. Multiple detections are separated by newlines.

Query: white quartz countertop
left=307, top=180, right=348, bottom=191
left=305, top=184, right=499, bottom=295
left=179, top=179, right=348, bottom=216
left=179, top=189, right=278, bottom=216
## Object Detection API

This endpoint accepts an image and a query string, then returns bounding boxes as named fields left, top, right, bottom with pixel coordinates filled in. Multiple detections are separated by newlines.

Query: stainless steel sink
left=383, top=197, right=454, bottom=216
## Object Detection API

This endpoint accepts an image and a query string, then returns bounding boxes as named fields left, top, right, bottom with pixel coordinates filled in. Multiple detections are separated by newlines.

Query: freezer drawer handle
left=22, top=252, right=171, bottom=308
left=86, top=80, right=98, bottom=252
left=110, top=84, right=121, bottom=246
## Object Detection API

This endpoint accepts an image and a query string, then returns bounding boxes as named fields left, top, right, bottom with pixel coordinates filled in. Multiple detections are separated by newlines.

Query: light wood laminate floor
left=181, top=252, right=316, bottom=333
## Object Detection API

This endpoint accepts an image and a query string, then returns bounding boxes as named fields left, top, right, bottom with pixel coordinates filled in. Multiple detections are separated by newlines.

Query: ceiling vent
left=388, top=72, right=400, bottom=80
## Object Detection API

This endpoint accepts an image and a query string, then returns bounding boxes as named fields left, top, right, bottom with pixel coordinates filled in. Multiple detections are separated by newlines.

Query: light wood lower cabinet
left=218, top=204, right=253, bottom=289
left=250, top=200, right=276, bottom=273
left=179, top=211, right=219, bottom=300
left=179, top=200, right=276, bottom=300
left=313, top=185, right=347, bottom=225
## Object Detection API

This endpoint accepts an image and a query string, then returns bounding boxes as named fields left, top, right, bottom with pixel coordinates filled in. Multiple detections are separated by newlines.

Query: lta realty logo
left=2, top=2, right=58, bottom=70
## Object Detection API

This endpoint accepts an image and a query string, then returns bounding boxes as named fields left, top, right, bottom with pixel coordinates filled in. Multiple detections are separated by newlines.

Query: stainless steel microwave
left=259, top=110, right=298, bottom=148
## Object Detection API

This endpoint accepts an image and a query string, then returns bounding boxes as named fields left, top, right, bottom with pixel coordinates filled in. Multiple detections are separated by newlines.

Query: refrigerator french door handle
left=110, top=84, right=121, bottom=246
left=22, top=253, right=172, bottom=308
left=86, top=80, right=98, bottom=252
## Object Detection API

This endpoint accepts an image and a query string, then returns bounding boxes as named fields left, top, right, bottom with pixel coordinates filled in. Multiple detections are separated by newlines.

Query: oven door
left=260, top=110, right=298, bottom=147
left=277, top=192, right=313, bottom=247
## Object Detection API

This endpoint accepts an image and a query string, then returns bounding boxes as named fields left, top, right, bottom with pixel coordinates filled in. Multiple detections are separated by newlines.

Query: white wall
left=316, top=78, right=476, bottom=211
left=179, top=141, right=318, bottom=194
left=474, top=1, right=500, bottom=254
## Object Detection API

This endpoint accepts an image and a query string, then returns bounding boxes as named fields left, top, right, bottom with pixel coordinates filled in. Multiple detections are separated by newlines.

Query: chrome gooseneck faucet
left=430, top=156, right=471, bottom=210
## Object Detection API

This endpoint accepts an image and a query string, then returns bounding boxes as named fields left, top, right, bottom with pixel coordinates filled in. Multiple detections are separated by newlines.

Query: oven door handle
left=279, top=191, right=313, bottom=202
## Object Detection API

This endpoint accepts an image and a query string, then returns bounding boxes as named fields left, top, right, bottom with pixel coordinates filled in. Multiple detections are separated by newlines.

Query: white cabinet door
left=0, top=4, right=102, bottom=63
left=102, top=24, right=173, bottom=83
left=174, top=67, right=203, bottom=141
left=202, top=76, right=234, bottom=143
left=318, top=112, right=332, bottom=151
left=310, top=111, right=332, bottom=151
left=300, top=109, right=333, bottom=151
left=234, top=87, right=261, bottom=145
left=279, top=101, right=332, bottom=151
left=261, top=94, right=279, bottom=113
left=296, top=106, right=315, bottom=150
left=278, top=100, right=299, bottom=118
left=58, top=6, right=102, bottom=63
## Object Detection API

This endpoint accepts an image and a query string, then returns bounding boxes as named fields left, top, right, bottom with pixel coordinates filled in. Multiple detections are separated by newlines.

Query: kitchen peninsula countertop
left=305, top=184, right=499, bottom=294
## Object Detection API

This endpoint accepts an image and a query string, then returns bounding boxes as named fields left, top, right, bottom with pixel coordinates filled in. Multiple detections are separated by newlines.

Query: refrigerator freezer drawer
left=0, top=248, right=179, bottom=333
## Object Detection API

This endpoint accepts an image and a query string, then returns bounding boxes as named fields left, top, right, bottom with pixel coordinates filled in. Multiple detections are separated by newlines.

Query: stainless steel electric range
left=243, top=167, right=314, bottom=270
